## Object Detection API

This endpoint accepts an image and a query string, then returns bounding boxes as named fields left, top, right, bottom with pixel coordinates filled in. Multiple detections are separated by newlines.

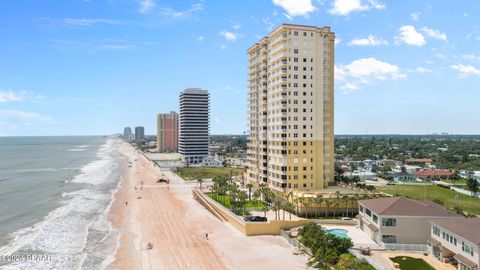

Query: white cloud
left=410, top=12, right=420, bottom=21
left=262, top=17, right=275, bottom=31
left=462, top=54, right=480, bottom=62
left=328, top=0, right=385, bottom=16
left=137, top=0, right=155, bottom=13
left=415, top=67, right=432, bottom=73
left=348, top=35, right=388, bottom=46
left=395, top=25, right=426, bottom=46
left=0, top=90, right=26, bottom=103
left=335, top=38, right=342, bottom=45
left=335, top=57, right=405, bottom=92
left=62, top=18, right=124, bottom=26
left=217, top=43, right=227, bottom=50
left=158, top=3, right=203, bottom=19
left=464, top=12, right=469, bottom=18
left=232, top=22, right=241, bottom=30
left=196, top=36, right=204, bottom=42
left=219, top=31, right=237, bottom=42
left=272, top=0, right=316, bottom=18
left=451, top=64, right=480, bottom=76
left=422, top=27, right=448, bottom=41
left=0, top=110, right=54, bottom=122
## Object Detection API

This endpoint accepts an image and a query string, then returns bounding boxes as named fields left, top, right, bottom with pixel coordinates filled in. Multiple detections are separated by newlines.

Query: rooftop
left=405, top=158, right=433, bottom=163
left=359, top=197, right=463, bottom=217
left=431, top=218, right=480, bottom=245
left=414, top=170, right=453, bottom=176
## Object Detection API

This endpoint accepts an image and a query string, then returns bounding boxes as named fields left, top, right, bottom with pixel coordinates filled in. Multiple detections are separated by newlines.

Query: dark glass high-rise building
left=178, top=88, right=209, bottom=164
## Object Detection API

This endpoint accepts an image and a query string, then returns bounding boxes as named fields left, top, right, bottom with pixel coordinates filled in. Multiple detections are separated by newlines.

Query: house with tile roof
left=357, top=197, right=464, bottom=249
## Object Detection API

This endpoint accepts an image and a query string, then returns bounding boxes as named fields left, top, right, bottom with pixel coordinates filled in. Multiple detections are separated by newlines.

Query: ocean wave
left=9, top=168, right=80, bottom=174
left=67, top=148, right=88, bottom=152
left=0, top=138, right=124, bottom=270
left=72, top=139, right=118, bottom=185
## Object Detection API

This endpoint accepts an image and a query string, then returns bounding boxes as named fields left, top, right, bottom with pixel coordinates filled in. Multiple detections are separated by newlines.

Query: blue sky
left=0, top=0, right=479, bottom=136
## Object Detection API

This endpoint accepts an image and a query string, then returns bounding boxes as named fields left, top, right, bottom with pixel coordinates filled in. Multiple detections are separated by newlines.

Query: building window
left=294, top=31, right=298, bottom=36
left=372, top=214, right=378, bottom=223
left=382, top=218, right=397, bottom=227
left=382, top=235, right=397, bottom=244
left=432, top=226, right=440, bottom=236
left=359, top=205, right=364, bottom=213
left=294, top=49, right=299, bottom=54
left=365, top=208, right=371, bottom=217
left=462, top=242, right=474, bottom=256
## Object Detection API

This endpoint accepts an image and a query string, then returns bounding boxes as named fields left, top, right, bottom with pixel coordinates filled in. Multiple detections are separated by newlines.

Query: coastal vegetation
left=377, top=184, right=480, bottom=215
left=298, top=223, right=373, bottom=269
left=173, top=167, right=245, bottom=180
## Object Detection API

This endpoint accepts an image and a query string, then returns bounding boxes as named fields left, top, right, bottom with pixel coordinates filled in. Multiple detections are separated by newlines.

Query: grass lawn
left=390, top=256, right=435, bottom=270
left=377, top=184, right=480, bottom=215
left=173, top=167, right=245, bottom=180
left=207, top=193, right=263, bottom=208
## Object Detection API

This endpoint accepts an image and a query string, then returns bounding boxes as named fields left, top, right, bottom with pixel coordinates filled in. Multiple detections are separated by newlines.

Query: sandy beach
left=108, top=142, right=308, bottom=270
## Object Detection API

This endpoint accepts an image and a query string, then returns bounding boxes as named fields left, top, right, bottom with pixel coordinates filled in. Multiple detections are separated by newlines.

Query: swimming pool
left=324, top=229, right=350, bottom=239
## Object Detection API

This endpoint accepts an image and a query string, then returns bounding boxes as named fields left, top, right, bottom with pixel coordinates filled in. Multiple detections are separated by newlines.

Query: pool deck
left=321, top=225, right=382, bottom=249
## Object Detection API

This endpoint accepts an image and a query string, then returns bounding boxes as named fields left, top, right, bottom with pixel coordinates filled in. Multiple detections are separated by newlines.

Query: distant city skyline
left=1, top=1, right=480, bottom=136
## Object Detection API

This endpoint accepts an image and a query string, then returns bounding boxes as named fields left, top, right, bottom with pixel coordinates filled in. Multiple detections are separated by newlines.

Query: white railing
left=383, top=243, right=429, bottom=252
left=350, top=249, right=388, bottom=270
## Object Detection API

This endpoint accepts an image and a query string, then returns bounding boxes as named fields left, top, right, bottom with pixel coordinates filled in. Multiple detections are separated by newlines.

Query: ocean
left=0, top=136, right=126, bottom=270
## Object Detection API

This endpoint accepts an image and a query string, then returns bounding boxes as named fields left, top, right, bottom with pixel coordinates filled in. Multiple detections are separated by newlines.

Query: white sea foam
left=72, top=139, right=118, bottom=185
left=0, top=138, right=124, bottom=270
left=67, top=148, right=88, bottom=152
left=11, top=167, right=80, bottom=173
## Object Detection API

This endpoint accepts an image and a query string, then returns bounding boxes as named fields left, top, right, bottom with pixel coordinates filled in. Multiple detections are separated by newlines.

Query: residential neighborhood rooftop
left=431, top=217, right=480, bottom=245
left=359, top=197, right=463, bottom=217
left=414, top=170, right=453, bottom=177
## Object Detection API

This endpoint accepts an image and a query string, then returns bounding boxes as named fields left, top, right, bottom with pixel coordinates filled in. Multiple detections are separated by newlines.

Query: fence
left=279, top=229, right=309, bottom=254
left=382, top=243, right=429, bottom=252
left=350, top=249, right=388, bottom=270
left=450, top=187, right=480, bottom=198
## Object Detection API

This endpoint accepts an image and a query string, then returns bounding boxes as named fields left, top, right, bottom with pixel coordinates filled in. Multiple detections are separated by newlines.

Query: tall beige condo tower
left=246, top=24, right=334, bottom=193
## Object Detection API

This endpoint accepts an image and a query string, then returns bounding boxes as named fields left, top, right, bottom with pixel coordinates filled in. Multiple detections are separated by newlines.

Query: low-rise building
left=414, top=170, right=453, bottom=180
left=202, top=156, right=223, bottom=167
left=358, top=197, right=463, bottom=249
left=429, top=218, right=480, bottom=270
left=392, top=172, right=414, bottom=182
left=405, top=158, right=433, bottom=165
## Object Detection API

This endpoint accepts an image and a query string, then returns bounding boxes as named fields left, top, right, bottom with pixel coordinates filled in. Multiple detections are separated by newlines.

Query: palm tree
left=285, top=202, right=294, bottom=220
left=301, top=197, right=310, bottom=218
left=324, top=199, right=330, bottom=218
left=239, top=191, right=248, bottom=214
left=314, top=194, right=324, bottom=219
left=343, top=195, right=349, bottom=217
left=293, top=198, right=299, bottom=215
left=246, top=183, right=254, bottom=200
left=331, top=199, right=340, bottom=218
left=286, top=190, right=294, bottom=203
left=272, top=198, right=281, bottom=220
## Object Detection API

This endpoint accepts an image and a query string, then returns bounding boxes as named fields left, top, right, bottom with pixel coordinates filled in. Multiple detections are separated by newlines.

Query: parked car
left=251, top=216, right=267, bottom=222
left=243, top=215, right=254, bottom=221
left=243, top=215, right=267, bottom=222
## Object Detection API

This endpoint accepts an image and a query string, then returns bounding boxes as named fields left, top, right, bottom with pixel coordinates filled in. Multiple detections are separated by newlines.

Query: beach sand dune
left=108, top=142, right=308, bottom=270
